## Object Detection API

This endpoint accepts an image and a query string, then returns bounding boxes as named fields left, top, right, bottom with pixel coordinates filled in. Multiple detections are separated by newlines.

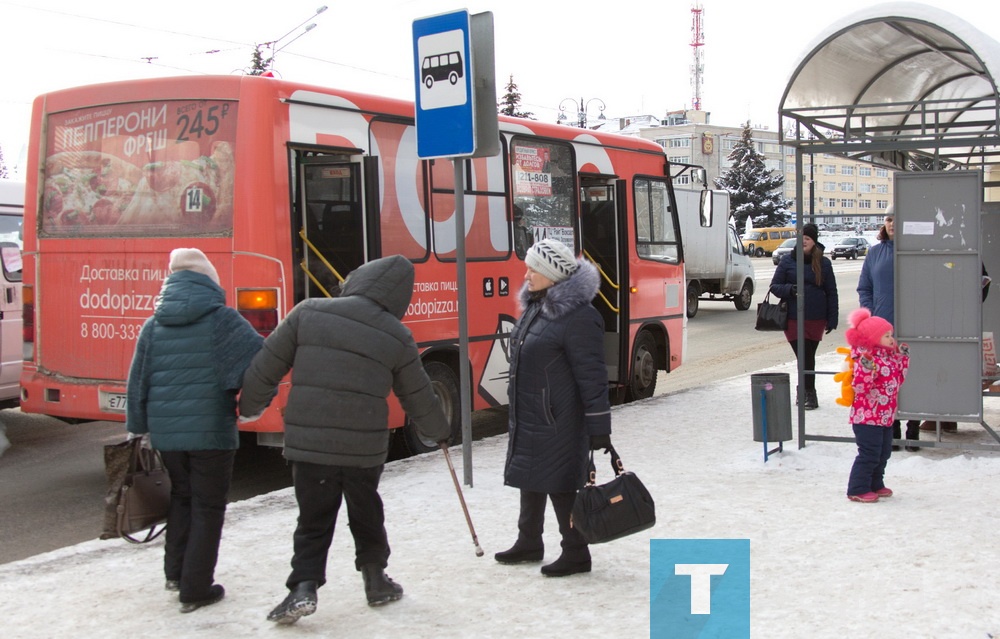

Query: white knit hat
left=169, top=248, right=220, bottom=285
left=525, top=238, right=578, bottom=283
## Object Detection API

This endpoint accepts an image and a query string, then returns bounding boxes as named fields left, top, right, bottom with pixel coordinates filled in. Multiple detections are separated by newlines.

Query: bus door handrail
left=298, top=228, right=345, bottom=298
left=583, top=249, right=620, bottom=314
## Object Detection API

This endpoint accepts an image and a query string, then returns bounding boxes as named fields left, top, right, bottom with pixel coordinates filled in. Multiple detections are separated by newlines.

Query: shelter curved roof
left=779, top=2, right=1000, bottom=172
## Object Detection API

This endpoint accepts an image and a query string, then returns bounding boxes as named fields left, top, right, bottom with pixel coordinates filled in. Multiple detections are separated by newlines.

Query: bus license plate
left=102, top=392, right=127, bottom=413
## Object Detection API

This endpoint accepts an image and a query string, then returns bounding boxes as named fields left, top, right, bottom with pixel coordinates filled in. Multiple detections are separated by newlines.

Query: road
left=660, top=254, right=865, bottom=397
left=0, top=256, right=864, bottom=565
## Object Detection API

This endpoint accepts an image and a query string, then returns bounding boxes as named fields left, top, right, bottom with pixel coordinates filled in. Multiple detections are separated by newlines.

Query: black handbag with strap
left=755, top=291, right=788, bottom=331
left=571, top=445, right=656, bottom=544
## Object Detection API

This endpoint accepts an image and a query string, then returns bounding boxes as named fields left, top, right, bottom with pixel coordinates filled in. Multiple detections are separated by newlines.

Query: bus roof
left=35, top=75, right=666, bottom=158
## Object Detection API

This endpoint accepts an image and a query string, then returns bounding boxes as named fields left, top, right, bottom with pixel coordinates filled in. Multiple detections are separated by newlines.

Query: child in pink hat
left=844, top=308, right=910, bottom=503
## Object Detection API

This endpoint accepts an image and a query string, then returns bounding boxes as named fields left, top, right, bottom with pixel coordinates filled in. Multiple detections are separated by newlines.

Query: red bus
left=21, top=75, right=688, bottom=453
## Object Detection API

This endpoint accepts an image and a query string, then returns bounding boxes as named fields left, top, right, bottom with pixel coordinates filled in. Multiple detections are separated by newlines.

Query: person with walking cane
left=238, top=255, right=450, bottom=625
left=497, top=238, right=612, bottom=577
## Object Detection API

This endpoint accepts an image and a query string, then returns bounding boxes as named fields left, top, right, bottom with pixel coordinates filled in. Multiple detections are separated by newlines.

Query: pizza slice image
left=118, top=142, right=235, bottom=232
left=43, top=151, right=143, bottom=229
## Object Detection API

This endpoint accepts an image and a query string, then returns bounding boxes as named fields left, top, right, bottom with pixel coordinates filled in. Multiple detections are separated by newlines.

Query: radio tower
left=690, top=2, right=705, bottom=111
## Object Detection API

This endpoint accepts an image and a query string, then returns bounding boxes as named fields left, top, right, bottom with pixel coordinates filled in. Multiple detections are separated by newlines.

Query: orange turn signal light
left=237, top=289, right=278, bottom=311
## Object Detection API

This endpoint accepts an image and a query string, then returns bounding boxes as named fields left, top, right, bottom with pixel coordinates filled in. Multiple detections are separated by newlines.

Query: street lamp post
left=558, top=97, right=607, bottom=128
left=261, top=5, right=328, bottom=73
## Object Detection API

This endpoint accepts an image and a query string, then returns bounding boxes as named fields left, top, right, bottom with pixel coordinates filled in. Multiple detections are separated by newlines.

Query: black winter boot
left=267, top=581, right=318, bottom=625
left=904, top=421, right=920, bottom=452
left=362, top=564, right=403, bottom=606
left=804, top=389, right=818, bottom=410
left=179, top=584, right=225, bottom=613
left=495, top=541, right=544, bottom=564
left=541, top=552, right=592, bottom=577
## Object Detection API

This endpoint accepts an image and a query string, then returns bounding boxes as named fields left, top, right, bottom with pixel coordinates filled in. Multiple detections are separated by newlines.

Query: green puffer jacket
left=126, top=270, right=264, bottom=451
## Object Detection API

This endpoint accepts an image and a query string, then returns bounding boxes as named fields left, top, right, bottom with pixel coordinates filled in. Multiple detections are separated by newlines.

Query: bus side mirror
left=692, top=167, right=707, bottom=185
left=699, top=189, right=713, bottom=228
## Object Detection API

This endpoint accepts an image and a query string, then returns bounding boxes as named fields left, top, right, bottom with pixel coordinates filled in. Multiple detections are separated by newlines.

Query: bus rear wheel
left=403, top=361, right=461, bottom=455
left=625, top=330, right=658, bottom=402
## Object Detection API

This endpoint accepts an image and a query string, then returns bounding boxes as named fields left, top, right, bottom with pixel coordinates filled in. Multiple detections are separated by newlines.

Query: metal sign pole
left=453, top=160, right=473, bottom=487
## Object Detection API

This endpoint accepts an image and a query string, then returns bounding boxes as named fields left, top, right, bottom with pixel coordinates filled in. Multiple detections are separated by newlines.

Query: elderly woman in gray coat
left=497, top=238, right=612, bottom=577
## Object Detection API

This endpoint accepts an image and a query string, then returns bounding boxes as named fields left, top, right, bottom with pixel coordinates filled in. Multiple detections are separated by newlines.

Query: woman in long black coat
left=497, top=238, right=612, bottom=577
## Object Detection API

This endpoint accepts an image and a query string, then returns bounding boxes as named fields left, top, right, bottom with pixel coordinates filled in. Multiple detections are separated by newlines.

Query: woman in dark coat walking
left=769, top=223, right=839, bottom=410
left=497, top=238, right=612, bottom=577
left=126, top=248, right=264, bottom=613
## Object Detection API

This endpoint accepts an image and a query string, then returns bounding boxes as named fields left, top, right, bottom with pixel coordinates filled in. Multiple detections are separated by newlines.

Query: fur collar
left=518, top=259, right=600, bottom=320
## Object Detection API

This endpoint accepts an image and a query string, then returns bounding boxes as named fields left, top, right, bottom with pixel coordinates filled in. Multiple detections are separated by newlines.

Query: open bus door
left=580, top=177, right=633, bottom=403
left=580, top=177, right=661, bottom=403
left=295, top=156, right=369, bottom=301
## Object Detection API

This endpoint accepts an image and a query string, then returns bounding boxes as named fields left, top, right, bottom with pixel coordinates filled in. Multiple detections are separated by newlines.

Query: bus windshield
left=41, top=99, right=238, bottom=237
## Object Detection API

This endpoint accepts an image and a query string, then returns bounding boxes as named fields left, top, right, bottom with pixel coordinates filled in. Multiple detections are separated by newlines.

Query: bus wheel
left=449, top=71, right=459, bottom=85
left=754, top=247, right=765, bottom=258
left=734, top=280, right=753, bottom=311
left=403, top=361, right=461, bottom=455
left=625, top=331, right=657, bottom=402
left=424, top=76, right=434, bottom=89
left=686, top=282, right=699, bottom=318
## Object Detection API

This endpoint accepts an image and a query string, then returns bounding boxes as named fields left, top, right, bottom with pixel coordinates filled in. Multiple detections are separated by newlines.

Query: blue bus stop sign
left=413, top=10, right=475, bottom=159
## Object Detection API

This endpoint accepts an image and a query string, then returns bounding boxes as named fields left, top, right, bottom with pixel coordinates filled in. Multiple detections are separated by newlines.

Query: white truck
left=0, top=180, right=24, bottom=409
left=676, top=188, right=755, bottom=318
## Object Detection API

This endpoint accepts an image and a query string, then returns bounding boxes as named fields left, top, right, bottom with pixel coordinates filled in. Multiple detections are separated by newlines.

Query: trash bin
left=751, top=373, right=792, bottom=442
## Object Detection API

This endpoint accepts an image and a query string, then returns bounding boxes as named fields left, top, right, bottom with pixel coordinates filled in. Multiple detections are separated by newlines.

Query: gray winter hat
left=525, top=238, right=578, bottom=283
left=169, top=248, right=220, bottom=285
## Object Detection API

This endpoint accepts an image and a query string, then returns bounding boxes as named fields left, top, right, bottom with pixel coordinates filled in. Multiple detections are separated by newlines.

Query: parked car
left=771, top=238, right=796, bottom=265
left=742, top=227, right=795, bottom=257
left=831, top=236, right=870, bottom=260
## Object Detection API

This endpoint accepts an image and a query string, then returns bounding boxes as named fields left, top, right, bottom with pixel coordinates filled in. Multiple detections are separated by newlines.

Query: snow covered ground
left=2, top=352, right=999, bottom=638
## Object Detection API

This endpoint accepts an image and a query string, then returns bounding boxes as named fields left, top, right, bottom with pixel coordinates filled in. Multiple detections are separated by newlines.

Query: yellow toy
left=833, top=346, right=855, bottom=407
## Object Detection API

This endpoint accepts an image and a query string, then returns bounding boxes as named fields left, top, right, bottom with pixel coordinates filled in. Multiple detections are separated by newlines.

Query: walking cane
left=440, top=443, right=484, bottom=557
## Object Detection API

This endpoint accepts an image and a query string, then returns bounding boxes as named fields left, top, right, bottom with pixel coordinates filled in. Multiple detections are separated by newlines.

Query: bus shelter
left=777, top=2, right=1000, bottom=451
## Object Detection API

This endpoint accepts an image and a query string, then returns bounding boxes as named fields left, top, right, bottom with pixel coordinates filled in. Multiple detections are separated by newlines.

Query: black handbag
left=755, top=291, right=788, bottom=331
left=100, top=438, right=171, bottom=544
left=571, top=445, right=655, bottom=544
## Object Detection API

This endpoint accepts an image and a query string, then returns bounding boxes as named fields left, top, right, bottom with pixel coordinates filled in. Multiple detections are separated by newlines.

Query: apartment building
left=603, top=109, right=895, bottom=228
left=785, top=149, right=894, bottom=230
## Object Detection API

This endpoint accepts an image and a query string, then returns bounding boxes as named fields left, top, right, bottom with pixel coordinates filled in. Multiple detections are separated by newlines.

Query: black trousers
left=160, top=449, right=236, bottom=602
left=286, top=461, right=389, bottom=589
left=516, top=489, right=589, bottom=560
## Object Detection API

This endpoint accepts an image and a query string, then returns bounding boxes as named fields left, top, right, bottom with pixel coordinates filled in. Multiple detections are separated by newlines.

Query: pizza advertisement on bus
left=41, top=99, right=238, bottom=236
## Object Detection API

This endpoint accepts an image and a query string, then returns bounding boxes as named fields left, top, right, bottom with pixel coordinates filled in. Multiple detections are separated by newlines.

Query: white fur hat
left=525, top=238, right=578, bottom=283
left=169, top=248, right=220, bottom=285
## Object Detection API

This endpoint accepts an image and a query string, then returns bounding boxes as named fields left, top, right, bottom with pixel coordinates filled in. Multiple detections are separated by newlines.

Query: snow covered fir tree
left=497, top=74, right=534, bottom=119
left=714, top=121, right=790, bottom=229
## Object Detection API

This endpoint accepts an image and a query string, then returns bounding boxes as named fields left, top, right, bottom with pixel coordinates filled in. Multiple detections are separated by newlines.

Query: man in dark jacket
left=127, top=248, right=264, bottom=613
left=239, top=255, right=450, bottom=625
left=498, top=238, right=612, bottom=578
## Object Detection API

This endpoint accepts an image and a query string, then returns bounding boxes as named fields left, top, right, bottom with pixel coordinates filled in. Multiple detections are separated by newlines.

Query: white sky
left=2, top=0, right=1000, bottom=177
left=3, top=351, right=1000, bottom=637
